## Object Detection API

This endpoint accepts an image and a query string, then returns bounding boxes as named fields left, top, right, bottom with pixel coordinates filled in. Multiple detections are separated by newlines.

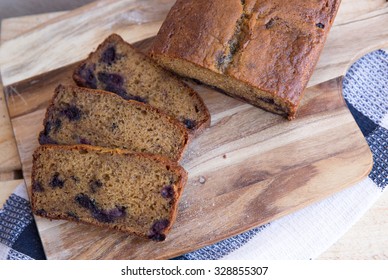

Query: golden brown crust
left=149, top=0, right=342, bottom=119
left=73, top=33, right=210, bottom=134
left=31, top=145, right=188, bottom=240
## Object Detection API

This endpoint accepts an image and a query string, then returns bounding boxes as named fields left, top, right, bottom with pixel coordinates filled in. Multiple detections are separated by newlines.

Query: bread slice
left=73, top=33, right=210, bottom=134
left=31, top=145, right=187, bottom=241
left=149, top=0, right=341, bottom=119
left=39, top=84, right=188, bottom=161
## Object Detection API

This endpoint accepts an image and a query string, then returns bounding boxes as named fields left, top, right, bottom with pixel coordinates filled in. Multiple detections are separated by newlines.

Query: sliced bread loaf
left=39, top=84, right=188, bottom=161
left=31, top=145, right=187, bottom=241
left=73, top=33, right=210, bottom=133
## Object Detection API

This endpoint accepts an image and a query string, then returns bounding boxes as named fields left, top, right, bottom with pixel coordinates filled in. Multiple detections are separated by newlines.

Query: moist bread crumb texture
left=73, top=34, right=210, bottom=133
left=149, top=0, right=342, bottom=119
left=31, top=145, right=187, bottom=241
left=39, top=84, right=188, bottom=161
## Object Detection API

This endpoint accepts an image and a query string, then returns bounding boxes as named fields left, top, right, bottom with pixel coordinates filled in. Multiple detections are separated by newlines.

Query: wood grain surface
left=0, top=12, right=67, bottom=42
left=0, top=0, right=385, bottom=260
left=334, top=0, right=388, bottom=25
left=0, top=11, right=65, bottom=175
left=0, top=83, right=21, bottom=173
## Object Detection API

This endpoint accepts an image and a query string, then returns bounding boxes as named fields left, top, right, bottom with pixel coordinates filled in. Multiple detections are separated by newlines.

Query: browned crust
left=72, top=33, right=211, bottom=135
left=40, top=84, right=190, bottom=162
left=31, top=144, right=188, bottom=241
left=149, top=0, right=342, bottom=120
left=285, top=3, right=341, bottom=120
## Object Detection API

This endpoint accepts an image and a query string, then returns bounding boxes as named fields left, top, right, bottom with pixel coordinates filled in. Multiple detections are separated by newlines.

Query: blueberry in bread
left=39, top=84, right=188, bottom=161
left=149, top=0, right=341, bottom=119
left=73, top=34, right=210, bottom=133
left=31, top=145, right=188, bottom=241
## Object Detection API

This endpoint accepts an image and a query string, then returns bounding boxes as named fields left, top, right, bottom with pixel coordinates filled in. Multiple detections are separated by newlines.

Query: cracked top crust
left=151, top=0, right=242, bottom=73
left=150, top=0, right=341, bottom=113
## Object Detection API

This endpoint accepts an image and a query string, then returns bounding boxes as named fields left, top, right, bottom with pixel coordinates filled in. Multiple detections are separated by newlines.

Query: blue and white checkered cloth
left=1, top=50, right=387, bottom=260
left=0, top=185, right=45, bottom=259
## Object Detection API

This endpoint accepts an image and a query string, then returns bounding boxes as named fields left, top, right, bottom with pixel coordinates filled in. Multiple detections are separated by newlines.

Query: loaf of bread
left=73, top=33, right=210, bottom=133
left=31, top=145, right=187, bottom=241
left=39, top=84, right=188, bottom=161
left=149, top=0, right=341, bottom=119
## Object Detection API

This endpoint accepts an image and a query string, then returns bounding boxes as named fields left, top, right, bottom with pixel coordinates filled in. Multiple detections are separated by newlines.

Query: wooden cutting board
left=1, top=0, right=387, bottom=260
